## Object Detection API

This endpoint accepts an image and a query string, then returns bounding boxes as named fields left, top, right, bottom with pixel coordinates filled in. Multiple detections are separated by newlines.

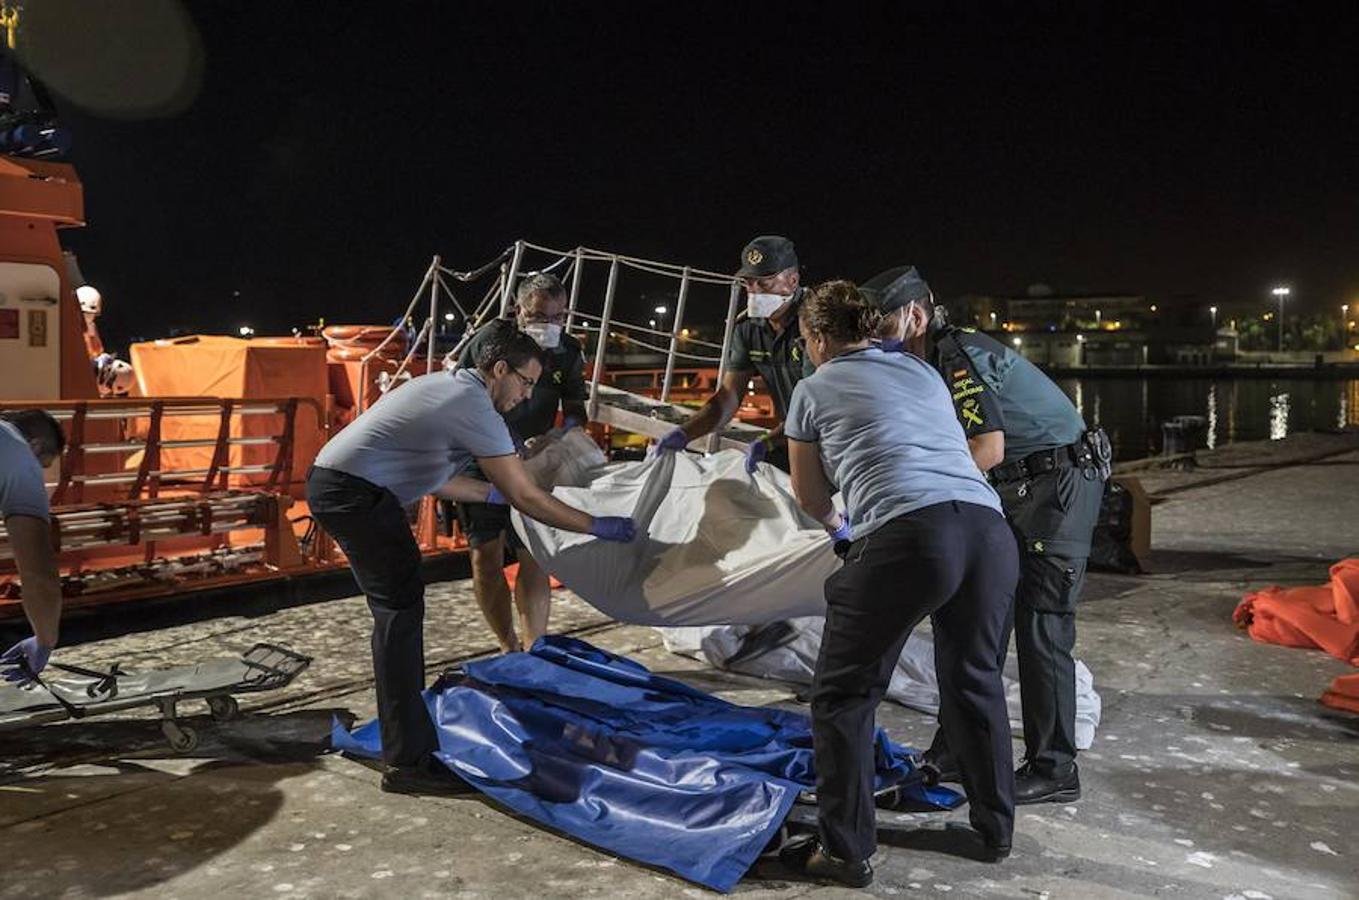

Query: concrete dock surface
left=3, top=431, right=1357, bottom=899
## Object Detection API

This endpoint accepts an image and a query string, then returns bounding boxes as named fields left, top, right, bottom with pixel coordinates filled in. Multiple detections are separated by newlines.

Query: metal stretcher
left=0, top=643, right=311, bottom=752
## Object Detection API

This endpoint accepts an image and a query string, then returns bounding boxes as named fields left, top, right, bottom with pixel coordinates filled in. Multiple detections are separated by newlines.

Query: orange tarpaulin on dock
left=1233, top=559, right=1359, bottom=714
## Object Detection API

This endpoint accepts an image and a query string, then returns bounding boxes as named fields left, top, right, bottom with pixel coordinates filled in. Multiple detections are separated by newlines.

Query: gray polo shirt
left=313, top=368, right=517, bottom=505
left=785, top=347, right=1000, bottom=541
left=0, top=421, right=50, bottom=521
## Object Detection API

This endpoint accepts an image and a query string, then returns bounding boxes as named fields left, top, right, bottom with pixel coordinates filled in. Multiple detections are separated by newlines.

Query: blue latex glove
left=590, top=516, right=637, bottom=543
left=745, top=435, right=770, bottom=474
left=829, top=515, right=852, bottom=543
left=1, top=636, right=51, bottom=683
left=654, top=428, right=689, bottom=454
left=486, top=484, right=507, bottom=505
left=561, top=416, right=582, bottom=432
left=880, top=337, right=904, bottom=353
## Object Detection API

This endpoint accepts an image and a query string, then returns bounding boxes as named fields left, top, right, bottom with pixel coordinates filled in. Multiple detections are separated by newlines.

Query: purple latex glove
left=829, top=515, right=852, bottom=543
left=486, top=484, right=507, bottom=505
left=1, top=636, right=51, bottom=683
left=590, top=516, right=637, bottom=542
left=654, top=428, right=689, bottom=454
left=880, top=337, right=904, bottom=353
left=745, top=435, right=770, bottom=474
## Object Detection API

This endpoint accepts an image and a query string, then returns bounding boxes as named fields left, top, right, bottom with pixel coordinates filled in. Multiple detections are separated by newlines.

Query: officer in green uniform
left=655, top=235, right=815, bottom=472
left=455, top=273, right=589, bottom=653
left=864, top=264, right=1111, bottom=805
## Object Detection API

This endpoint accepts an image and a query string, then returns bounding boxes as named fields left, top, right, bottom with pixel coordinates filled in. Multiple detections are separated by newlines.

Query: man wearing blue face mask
left=655, top=235, right=815, bottom=473
left=455, top=272, right=589, bottom=653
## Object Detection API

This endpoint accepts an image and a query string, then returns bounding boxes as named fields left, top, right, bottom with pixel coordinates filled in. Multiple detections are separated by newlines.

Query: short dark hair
left=1, top=409, right=66, bottom=458
left=800, top=280, right=883, bottom=344
left=475, top=328, right=547, bottom=374
left=515, top=272, right=567, bottom=306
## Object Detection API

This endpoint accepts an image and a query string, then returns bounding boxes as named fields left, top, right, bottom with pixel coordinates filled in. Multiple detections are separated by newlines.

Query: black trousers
left=307, top=466, right=437, bottom=768
left=930, top=461, right=1104, bottom=775
left=812, top=501, right=1018, bottom=862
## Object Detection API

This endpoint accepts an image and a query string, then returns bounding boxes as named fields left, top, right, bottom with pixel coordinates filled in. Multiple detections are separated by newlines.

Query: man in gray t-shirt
left=307, top=329, right=636, bottom=796
left=0, top=411, right=66, bottom=685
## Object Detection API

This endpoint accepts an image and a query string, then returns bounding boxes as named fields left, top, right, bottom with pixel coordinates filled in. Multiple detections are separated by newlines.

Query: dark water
left=1052, top=377, right=1359, bottom=461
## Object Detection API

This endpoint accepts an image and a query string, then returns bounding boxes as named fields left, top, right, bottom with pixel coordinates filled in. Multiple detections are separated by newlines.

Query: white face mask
left=522, top=322, right=562, bottom=349
left=746, top=292, right=789, bottom=319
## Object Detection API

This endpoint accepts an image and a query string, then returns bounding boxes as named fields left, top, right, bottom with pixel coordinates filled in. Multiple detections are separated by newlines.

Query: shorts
left=455, top=501, right=525, bottom=550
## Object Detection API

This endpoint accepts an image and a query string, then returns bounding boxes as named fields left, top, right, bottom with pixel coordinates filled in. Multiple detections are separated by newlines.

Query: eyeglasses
left=510, top=366, right=538, bottom=389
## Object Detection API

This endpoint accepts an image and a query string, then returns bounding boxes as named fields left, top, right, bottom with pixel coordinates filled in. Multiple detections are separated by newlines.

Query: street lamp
left=1343, top=304, right=1350, bottom=345
left=1209, top=305, right=1218, bottom=330
left=1095, top=309, right=1102, bottom=328
left=1271, top=286, right=1290, bottom=352
left=989, top=311, right=997, bottom=329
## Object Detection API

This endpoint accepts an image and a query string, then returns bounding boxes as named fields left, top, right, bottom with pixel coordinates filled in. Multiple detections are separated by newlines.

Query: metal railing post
left=499, top=240, right=525, bottom=318
left=427, top=254, right=440, bottom=370
left=587, top=256, right=620, bottom=421
left=709, top=280, right=743, bottom=453
left=565, top=246, right=584, bottom=331
left=660, top=267, right=691, bottom=403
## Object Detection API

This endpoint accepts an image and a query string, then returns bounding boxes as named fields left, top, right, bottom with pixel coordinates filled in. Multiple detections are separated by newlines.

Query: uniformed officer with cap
left=864, top=264, right=1111, bottom=806
left=654, top=235, right=814, bottom=471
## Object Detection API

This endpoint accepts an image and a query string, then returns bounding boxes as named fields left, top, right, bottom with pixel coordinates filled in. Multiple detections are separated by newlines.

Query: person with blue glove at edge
left=0, top=411, right=65, bottom=685
left=454, top=273, right=590, bottom=654
left=308, top=328, right=635, bottom=797
left=654, top=235, right=815, bottom=474
left=780, top=281, right=1017, bottom=887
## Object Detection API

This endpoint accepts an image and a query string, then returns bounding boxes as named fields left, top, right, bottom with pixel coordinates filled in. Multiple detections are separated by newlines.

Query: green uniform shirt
left=457, top=319, right=588, bottom=441
left=725, top=287, right=816, bottom=421
left=929, top=326, right=1086, bottom=464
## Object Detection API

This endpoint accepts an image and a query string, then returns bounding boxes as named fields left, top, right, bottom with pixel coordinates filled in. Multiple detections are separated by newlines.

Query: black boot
left=381, top=756, right=478, bottom=796
left=919, top=746, right=961, bottom=785
left=1014, top=761, right=1081, bottom=805
left=779, top=835, right=873, bottom=888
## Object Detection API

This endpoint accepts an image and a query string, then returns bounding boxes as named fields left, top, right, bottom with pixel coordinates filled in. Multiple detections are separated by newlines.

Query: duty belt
left=988, top=438, right=1096, bottom=485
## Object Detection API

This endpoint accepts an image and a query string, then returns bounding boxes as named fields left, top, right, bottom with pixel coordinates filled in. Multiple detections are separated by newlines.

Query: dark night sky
left=35, top=2, right=1359, bottom=352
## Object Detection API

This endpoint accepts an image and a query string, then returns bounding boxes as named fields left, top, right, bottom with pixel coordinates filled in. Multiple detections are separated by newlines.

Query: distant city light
left=444, top=312, right=455, bottom=322
left=680, top=328, right=691, bottom=337
left=238, top=325, right=254, bottom=336
left=1076, top=334, right=1086, bottom=343
left=1150, top=304, right=1158, bottom=312
left=1271, top=286, right=1291, bottom=298
left=654, top=305, right=668, bottom=315
left=1012, top=337, right=1022, bottom=347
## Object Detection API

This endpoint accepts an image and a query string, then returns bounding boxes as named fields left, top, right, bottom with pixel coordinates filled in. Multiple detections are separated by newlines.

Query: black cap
left=861, top=265, right=932, bottom=313
left=736, top=235, right=799, bottom=278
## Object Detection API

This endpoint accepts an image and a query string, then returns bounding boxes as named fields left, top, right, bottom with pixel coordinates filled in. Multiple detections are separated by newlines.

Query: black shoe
left=1014, top=761, right=1081, bottom=805
left=919, top=748, right=960, bottom=785
left=380, top=758, right=478, bottom=796
left=779, top=835, right=873, bottom=888
left=979, top=837, right=1012, bottom=862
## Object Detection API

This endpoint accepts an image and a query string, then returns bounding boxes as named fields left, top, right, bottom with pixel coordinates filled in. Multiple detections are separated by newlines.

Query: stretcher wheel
left=86, top=679, right=117, bottom=701
left=162, top=720, right=199, bottom=753
left=207, top=695, right=239, bottom=721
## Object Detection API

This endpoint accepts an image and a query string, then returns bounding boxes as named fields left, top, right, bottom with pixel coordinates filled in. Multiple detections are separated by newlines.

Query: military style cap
left=861, top=264, right=932, bottom=313
left=736, top=235, right=799, bottom=278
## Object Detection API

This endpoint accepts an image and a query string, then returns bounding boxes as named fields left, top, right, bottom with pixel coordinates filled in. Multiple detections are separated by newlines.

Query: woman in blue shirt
left=780, top=280, right=1018, bottom=887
